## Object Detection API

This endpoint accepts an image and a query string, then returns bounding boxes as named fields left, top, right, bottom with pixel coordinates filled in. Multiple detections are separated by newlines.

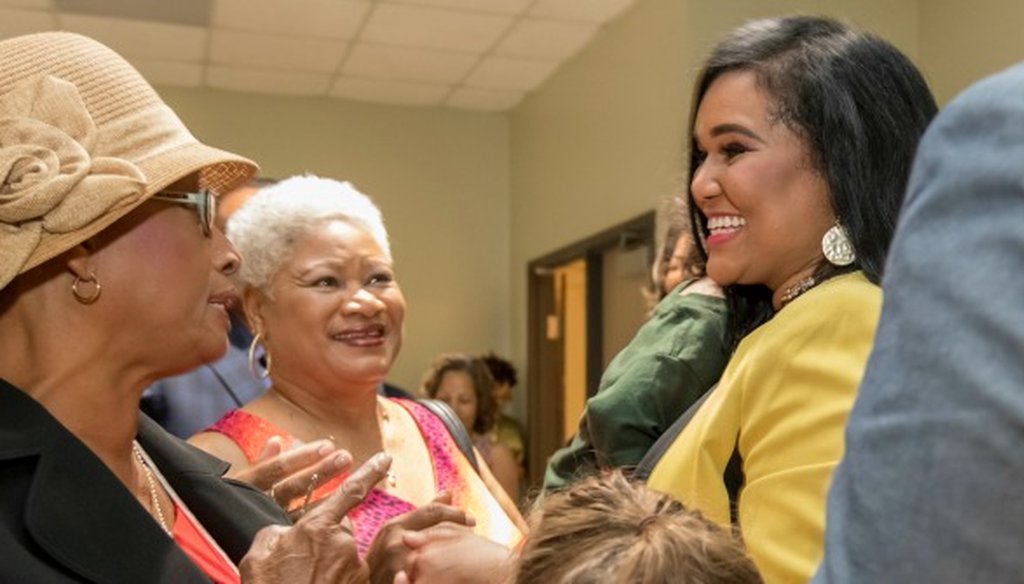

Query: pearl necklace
left=132, top=441, right=172, bottom=536
left=272, top=389, right=398, bottom=488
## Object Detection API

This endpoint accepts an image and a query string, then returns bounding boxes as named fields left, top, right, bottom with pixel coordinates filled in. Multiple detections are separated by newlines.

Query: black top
left=0, top=378, right=289, bottom=583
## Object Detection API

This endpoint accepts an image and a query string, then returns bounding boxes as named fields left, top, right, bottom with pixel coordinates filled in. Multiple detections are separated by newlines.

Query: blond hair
left=512, top=472, right=762, bottom=584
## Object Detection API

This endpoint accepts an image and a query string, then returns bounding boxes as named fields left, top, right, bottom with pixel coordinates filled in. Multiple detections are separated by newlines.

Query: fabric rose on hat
left=1, top=75, right=146, bottom=288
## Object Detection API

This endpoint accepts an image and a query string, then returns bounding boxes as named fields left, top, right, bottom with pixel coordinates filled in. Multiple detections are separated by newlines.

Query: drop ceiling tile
left=464, top=57, right=558, bottom=91
left=134, top=59, right=204, bottom=87
left=445, top=87, right=522, bottom=111
left=330, top=77, right=448, bottom=106
left=210, top=30, right=347, bottom=73
left=529, top=0, right=635, bottom=24
left=362, top=3, right=511, bottom=52
left=494, top=18, right=596, bottom=60
left=378, top=0, right=530, bottom=15
left=0, top=8, right=56, bottom=37
left=207, top=65, right=331, bottom=96
left=54, top=0, right=211, bottom=27
left=212, top=0, right=370, bottom=40
left=58, top=14, right=205, bottom=61
left=343, top=43, right=477, bottom=84
left=0, top=0, right=52, bottom=9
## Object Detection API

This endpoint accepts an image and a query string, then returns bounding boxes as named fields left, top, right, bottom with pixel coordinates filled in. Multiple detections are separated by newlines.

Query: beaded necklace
left=778, top=276, right=818, bottom=308
left=132, top=441, right=172, bottom=536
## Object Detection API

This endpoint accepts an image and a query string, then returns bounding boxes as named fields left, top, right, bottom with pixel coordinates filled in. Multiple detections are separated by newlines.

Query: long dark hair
left=686, top=16, right=938, bottom=350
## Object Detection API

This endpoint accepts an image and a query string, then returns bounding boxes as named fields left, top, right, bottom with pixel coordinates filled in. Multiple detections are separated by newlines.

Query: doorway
left=526, top=212, right=655, bottom=487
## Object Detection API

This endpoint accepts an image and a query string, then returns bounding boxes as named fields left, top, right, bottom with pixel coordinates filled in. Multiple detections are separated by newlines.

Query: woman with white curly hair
left=190, top=175, right=526, bottom=574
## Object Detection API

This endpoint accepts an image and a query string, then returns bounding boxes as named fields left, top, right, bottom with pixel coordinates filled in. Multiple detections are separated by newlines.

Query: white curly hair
left=226, top=174, right=391, bottom=293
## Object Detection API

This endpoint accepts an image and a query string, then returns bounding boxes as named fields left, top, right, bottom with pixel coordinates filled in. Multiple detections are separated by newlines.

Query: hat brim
left=19, top=142, right=258, bottom=276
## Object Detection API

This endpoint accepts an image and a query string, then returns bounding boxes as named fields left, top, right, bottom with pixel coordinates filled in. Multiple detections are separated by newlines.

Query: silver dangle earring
left=248, top=333, right=272, bottom=379
left=822, top=222, right=856, bottom=266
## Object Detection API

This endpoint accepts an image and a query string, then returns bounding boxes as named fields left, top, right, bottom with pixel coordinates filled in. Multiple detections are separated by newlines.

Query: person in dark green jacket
left=544, top=224, right=729, bottom=491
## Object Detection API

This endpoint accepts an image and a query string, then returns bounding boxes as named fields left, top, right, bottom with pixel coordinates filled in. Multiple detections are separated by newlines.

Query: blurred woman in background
left=422, top=354, right=520, bottom=501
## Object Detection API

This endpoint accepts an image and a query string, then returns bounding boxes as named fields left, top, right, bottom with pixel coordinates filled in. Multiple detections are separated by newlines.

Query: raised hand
left=239, top=452, right=392, bottom=584
left=229, top=436, right=351, bottom=519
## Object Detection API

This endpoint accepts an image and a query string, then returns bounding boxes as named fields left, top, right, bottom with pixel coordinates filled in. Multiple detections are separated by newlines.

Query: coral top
left=173, top=504, right=240, bottom=584
left=208, top=398, right=523, bottom=557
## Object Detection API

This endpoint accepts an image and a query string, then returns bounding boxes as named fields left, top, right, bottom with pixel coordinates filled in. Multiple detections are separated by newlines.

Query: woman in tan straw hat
left=0, top=32, right=462, bottom=584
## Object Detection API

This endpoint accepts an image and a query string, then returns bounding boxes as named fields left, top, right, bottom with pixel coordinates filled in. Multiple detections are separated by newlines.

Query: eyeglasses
left=151, top=189, right=216, bottom=237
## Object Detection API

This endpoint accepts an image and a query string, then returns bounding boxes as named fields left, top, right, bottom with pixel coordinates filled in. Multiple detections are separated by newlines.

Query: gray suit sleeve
left=815, top=62, right=1024, bottom=583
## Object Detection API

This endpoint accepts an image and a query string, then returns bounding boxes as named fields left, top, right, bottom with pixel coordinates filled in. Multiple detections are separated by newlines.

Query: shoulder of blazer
left=137, top=414, right=290, bottom=563
left=0, top=379, right=210, bottom=584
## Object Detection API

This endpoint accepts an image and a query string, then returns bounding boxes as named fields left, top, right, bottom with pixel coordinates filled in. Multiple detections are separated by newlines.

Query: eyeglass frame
left=150, top=189, right=216, bottom=237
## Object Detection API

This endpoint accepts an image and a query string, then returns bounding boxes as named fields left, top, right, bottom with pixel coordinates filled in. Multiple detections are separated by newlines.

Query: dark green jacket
left=543, top=284, right=728, bottom=491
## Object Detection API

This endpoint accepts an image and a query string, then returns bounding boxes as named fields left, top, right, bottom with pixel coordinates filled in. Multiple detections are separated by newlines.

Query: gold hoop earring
left=248, top=333, right=271, bottom=379
left=71, top=272, right=102, bottom=304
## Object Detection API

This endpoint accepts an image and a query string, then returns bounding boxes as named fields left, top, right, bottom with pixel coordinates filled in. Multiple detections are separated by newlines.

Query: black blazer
left=0, top=378, right=289, bottom=583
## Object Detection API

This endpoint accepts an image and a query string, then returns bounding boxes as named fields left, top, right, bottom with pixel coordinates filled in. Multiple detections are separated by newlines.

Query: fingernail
left=466, top=513, right=477, bottom=527
left=370, top=451, right=392, bottom=471
left=317, top=440, right=335, bottom=456
left=331, top=451, right=351, bottom=468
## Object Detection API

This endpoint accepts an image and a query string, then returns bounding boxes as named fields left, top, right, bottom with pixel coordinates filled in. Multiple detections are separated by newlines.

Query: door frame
left=525, top=211, right=655, bottom=487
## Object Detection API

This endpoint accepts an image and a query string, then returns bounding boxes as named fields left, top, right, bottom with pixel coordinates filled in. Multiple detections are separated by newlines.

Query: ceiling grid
left=0, top=0, right=637, bottom=111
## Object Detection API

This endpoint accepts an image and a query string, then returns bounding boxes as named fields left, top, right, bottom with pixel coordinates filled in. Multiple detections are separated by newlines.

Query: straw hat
left=0, top=32, right=258, bottom=289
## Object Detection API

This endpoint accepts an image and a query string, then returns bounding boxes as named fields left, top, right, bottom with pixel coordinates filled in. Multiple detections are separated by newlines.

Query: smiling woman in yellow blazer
left=649, top=273, right=880, bottom=581
left=645, top=16, right=936, bottom=583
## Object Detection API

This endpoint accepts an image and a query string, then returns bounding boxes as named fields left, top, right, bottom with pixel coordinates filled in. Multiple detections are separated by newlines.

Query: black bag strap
left=418, top=399, right=480, bottom=472
left=631, top=384, right=745, bottom=526
left=632, top=387, right=714, bottom=481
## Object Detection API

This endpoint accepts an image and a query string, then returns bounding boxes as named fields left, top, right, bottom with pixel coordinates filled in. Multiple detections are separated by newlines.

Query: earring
left=822, top=223, right=856, bottom=266
left=71, top=272, right=102, bottom=304
left=248, top=333, right=272, bottom=379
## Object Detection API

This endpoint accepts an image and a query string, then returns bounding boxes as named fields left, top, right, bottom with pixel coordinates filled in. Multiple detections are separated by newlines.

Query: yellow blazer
left=648, top=272, right=880, bottom=583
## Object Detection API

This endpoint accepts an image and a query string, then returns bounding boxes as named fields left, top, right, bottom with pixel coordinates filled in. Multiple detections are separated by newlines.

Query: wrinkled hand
left=230, top=436, right=350, bottom=520
left=395, top=524, right=513, bottom=584
left=366, top=492, right=475, bottom=584
left=240, top=452, right=392, bottom=584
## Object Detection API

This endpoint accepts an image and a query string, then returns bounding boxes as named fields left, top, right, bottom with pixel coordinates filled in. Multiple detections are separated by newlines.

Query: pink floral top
left=207, top=398, right=522, bottom=557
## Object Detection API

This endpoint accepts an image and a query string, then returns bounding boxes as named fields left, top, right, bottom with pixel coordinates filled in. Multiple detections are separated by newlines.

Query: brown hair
left=481, top=352, right=518, bottom=388
left=421, top=353, right=498, bottom=434
left=643, top=197, right=705, bottom=311
left=511, top=472, right=762, bottom=584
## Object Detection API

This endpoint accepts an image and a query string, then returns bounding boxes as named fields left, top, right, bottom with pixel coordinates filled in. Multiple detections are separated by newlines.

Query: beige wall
left=158, top=87, right=511, bottom=392
left=509, top=0, right=690, bottom=419
left=919, top=0, right=1024, bottom=104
